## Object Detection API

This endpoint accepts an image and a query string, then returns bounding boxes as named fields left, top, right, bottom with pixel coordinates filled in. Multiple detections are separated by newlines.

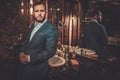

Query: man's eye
left=35, top=10, right=39, bottom=12
left=34, top=10, right=45, bottom=12
left=40, top=10, right=45, bottom=12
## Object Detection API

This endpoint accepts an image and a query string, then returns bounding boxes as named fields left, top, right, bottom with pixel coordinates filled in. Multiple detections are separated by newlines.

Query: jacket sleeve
left=100, top=26, right=108, bottom=47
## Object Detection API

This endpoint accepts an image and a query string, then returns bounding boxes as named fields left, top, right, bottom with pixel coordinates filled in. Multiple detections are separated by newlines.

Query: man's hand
left=19, top=52, right=29, bottom=64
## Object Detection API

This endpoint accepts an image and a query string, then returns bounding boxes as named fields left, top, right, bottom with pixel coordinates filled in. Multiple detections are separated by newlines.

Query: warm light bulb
left=30, top=0, right=33, bottom=5
left=21, top=9, right=24, bottom=15
left=57, top=8, right=60, bottom=11
left=30, top=7, right=33, bottom=15
left=21, top=1, right=24, bottom=6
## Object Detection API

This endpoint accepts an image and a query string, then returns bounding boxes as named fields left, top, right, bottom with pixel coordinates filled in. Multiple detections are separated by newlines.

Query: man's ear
left=94, top=15, right=98, bottom=19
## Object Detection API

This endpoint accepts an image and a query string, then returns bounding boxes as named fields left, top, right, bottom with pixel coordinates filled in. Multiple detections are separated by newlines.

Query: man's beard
left=34, top=17, right=45, bottom=23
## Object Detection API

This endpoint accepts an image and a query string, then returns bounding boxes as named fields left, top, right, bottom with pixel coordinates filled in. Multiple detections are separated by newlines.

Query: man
left=84, top=10, right=107, bottom=59
left=17, top=1, right=58, bottom=80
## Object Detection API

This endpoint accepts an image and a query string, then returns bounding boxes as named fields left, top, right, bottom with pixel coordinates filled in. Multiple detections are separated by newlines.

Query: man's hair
left=89, top=9, right=101, bottom=17
left=33, top=1, right=46, bottom=10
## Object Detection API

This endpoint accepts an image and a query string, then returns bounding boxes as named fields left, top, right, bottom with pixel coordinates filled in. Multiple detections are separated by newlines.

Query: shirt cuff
left=28, top=55, right=31, bottom=62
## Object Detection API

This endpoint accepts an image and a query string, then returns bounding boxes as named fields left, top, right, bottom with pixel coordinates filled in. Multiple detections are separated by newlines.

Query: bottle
left=72, top=50, right=76, bottom=59
left=81, top=48, right=83, bottom=56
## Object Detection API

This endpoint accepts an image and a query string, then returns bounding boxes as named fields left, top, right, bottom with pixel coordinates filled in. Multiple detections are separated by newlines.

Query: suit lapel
left=28, top=25, right=35, bottom=40
left=27, top=21, right=48, bottom=46
left=22, top=23, right=35, bottom=50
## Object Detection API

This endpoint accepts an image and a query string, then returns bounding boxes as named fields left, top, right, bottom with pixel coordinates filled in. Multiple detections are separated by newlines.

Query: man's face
left=97, top=11, right=103, bottom=22
left=33, top=4, right=46, bottom=22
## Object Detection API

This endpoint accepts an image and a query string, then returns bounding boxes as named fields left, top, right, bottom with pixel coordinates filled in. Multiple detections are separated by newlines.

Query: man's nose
left=38, top=11, right=41, bottom=14
left=38, top=10, right=42, bottom=15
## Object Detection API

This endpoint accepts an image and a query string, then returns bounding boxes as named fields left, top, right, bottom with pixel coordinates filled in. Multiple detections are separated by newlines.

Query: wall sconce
left=21, top=0, right=24, bottom=15
left=57, top=8, right=60, bottom=11
left=21, top=9, right=24, bottom=15
left=29, top=0, right=33, bottom=15
left=20, top=0, right=33, bottom=15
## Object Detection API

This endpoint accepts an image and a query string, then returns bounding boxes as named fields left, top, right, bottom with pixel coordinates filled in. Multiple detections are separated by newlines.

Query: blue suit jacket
left=18, top=21, right=58, bottom=80
left=84, top=21, right=107, bottom=58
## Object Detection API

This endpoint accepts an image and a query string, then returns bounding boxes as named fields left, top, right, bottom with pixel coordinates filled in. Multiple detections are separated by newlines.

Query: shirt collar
left=91, top=20, right=98, bottom=23
left=34, top=19, right=47, bottom=27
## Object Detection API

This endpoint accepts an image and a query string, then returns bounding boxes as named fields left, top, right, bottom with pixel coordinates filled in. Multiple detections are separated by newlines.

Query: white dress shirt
left=29, top=19, right=47, bottom=41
